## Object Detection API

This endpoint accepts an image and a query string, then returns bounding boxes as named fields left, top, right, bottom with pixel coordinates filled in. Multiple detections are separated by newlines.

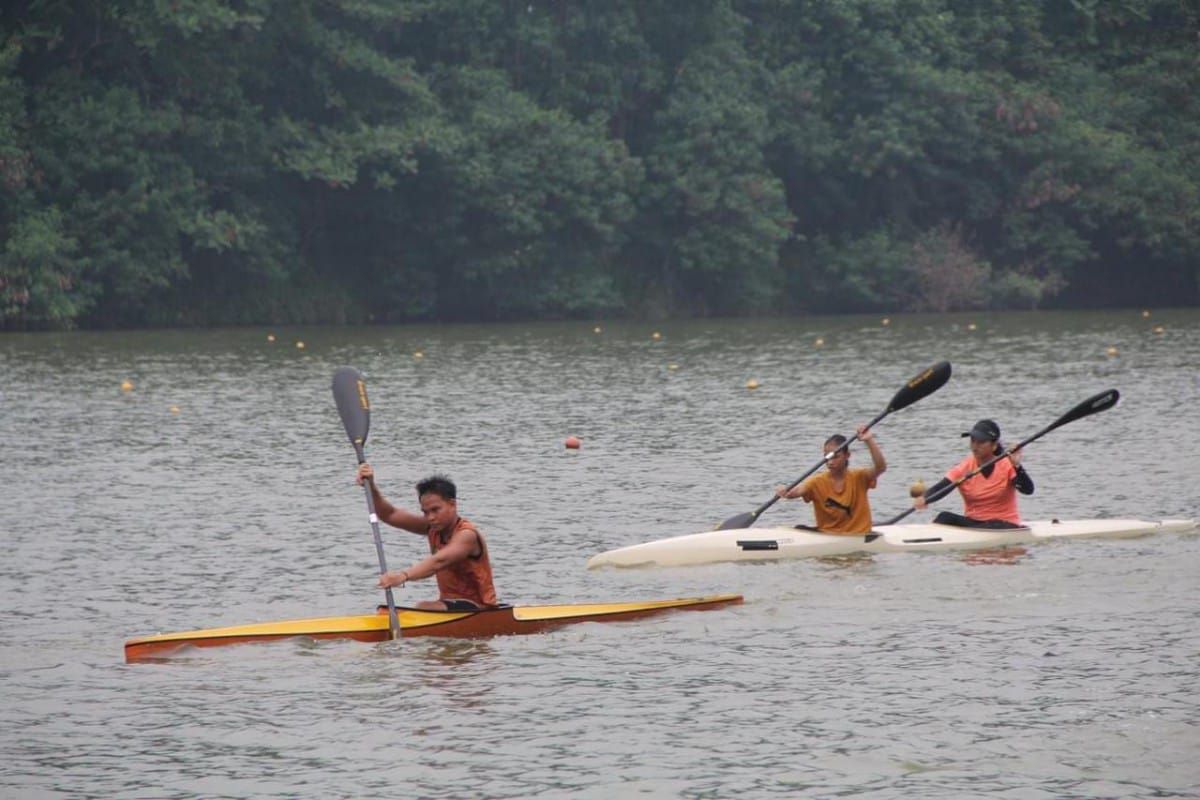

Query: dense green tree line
left=1, top=0, right=1196, bottom=329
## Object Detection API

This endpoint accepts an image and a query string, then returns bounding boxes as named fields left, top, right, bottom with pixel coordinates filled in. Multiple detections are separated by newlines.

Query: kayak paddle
left=332, top=366, right=401, bottom=641
left=716, top=360, right=952, bottom=531
left=877, top=387, right=1120, bottom=529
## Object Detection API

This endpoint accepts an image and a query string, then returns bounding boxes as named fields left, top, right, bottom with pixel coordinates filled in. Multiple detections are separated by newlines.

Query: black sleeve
left=924, top=477, right=953, bottom=501
left=1013, top=464, right=1034, bottom=495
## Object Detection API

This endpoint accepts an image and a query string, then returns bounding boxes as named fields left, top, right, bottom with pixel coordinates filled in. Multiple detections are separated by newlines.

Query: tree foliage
left=1, top=0, right=1196, bottom=328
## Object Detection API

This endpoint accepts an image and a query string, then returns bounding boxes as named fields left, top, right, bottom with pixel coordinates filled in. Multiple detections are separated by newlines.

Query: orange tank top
left=427, top=516, right=499, bottom=608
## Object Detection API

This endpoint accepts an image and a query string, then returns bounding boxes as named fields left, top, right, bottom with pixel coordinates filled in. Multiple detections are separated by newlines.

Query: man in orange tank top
left=356, top=464, right=499, bottom=611
left=774, top=424, right=888, bottom=534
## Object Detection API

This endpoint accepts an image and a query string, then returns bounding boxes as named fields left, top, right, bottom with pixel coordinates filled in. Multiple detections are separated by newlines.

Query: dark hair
left=824, top=434, right=848, bottom=449
left=416, top=475, right=457, bottom=501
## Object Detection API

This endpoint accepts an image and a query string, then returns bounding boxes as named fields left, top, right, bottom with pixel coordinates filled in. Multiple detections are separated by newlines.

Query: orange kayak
left=124, top=594, right=743, bottom=662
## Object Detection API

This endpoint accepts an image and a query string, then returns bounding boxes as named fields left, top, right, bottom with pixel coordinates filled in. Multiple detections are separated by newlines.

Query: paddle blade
left=886, top=361, right=952, bottom=413
left=1043, top=388, right=1119, bottom=435
left=716, top=511, right=758, bottom=531
left=332, top=367, right=370, bottom=448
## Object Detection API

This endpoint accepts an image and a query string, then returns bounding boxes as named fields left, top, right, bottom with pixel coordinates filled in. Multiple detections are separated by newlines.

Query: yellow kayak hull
left=124, top=594, right=743, bottom=662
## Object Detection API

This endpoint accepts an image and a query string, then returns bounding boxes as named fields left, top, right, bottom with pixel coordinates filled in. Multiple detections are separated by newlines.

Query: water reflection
left=411, top=639, right=497, bottom=668
left=813, top=552, right=876, bottom=571
left=960, top=546, right=1030, bottom=566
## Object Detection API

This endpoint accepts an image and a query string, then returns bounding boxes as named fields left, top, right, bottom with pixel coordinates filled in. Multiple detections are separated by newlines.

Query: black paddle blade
left=332, top=367, right=370, bottom=447
left=1044, top=388, right=1119, bottom=434
left=886, top=361, right=952, bottom=413
left=716, top=511, right=757, bottom=531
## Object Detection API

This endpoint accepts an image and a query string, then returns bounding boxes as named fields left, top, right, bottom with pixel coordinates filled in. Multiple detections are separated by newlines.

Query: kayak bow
left=586, top=518, right=1197, bottom=569
left=124, top=594, right=743, bottom=662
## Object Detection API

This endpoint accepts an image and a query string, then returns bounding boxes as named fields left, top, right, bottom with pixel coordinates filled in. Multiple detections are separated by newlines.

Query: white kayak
left=586, top=518, right=1198, bottom=569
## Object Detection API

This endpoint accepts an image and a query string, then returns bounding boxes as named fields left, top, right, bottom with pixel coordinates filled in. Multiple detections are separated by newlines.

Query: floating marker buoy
left=593, top=326, right=602, bottom=334
left=967, top=323, right=977, bottom=331
left=652, top=331, right=661, bottom=340
left=1106, top=346, right=1119, bottom=357
left=1142, top=310, right=1151, bottom=318
left=909, top=480, right=926, bottom=498
left=1153, top=325, right=1165, bottom=335
left=814, top=337, right=824, bottom=347
left=295, top=341, right=305, bottom=349
left=564, top=435, right=581, bottom=449
left=120, top=380, right=134, bottom=392
left=266, top=334, right=276, bottom=342
left=881, top=318, right=890, bottom=326
left=414, top=351, right=424, bottom=359
left=745, top=378, right=760, bottom=390
left=668, top=363, right=679, bottom=371
left=169, top=405, right=180, bottom=414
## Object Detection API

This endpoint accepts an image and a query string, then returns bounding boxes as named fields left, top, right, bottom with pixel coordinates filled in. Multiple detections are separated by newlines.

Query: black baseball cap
left=961, top=419, right=1001, bottom=441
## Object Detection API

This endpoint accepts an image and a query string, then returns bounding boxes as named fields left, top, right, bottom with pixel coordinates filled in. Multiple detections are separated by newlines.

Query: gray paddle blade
left=332, top=367, right=370, bottom=447
left=716, top=511, right=757, bottom=531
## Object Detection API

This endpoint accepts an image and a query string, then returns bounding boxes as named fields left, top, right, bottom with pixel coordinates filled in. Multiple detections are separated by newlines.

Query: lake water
left=2, top=309, right=1198, bottom=799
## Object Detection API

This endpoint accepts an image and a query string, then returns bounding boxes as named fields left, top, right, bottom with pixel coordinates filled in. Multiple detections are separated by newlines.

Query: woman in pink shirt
left=915, top=419, right=1034, bottom=528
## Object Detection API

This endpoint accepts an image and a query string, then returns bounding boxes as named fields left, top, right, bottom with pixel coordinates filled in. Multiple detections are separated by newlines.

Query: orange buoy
left=120, top=380, right=134, bottom=392
left=745, top=378, right=760, bottom=390
left=564, top=435, right=582, bottom=450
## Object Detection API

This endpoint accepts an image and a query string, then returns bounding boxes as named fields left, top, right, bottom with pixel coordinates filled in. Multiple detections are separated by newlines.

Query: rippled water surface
left=2, top=310, right=1198, bottom=798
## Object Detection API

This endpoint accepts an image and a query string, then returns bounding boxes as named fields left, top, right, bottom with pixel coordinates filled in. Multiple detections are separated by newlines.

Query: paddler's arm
left=913, top=477, right=953, bottom=510
left=858, top=425, right=887, bottom=478
left=356, top=463, right=428, bottom=534
left=1009, top=448, right=1034, bottom=494
left=378, top=529, right=479, bottom=589
left=775, top=480, right=814, bottom=502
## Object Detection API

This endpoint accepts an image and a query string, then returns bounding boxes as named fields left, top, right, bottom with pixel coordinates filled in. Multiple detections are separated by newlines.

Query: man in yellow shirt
left=775, top=425, right=887, bottom=534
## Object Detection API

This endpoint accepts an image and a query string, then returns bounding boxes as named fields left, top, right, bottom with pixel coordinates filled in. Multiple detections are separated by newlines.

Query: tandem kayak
left=586, top=518, right=1197, bottom=569
left=124, top=594, right=743, bottom=662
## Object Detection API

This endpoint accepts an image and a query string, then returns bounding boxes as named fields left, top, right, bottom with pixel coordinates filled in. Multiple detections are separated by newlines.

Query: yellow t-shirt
left=799, top=468, right=877, bottom=534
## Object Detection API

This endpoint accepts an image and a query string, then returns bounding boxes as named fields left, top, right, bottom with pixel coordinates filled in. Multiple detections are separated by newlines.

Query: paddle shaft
left=332, top=367, right=401, bottom=641
left=355, top=444, right=402, bottom=640
left=881, top=388, right=1119, bottom=526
